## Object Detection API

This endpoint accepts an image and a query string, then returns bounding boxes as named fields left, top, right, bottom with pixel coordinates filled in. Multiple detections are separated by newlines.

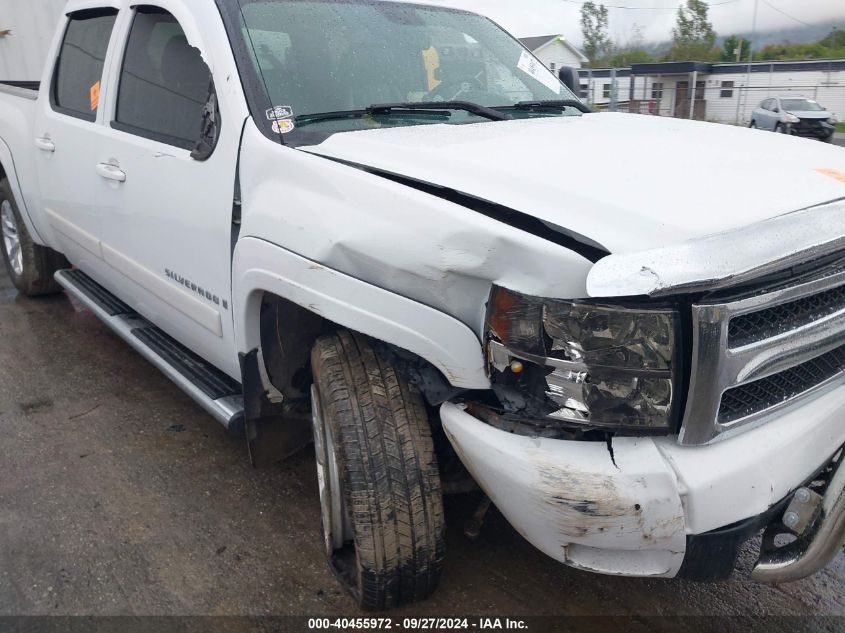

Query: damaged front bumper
left=441, top=380, right=845, bottom=580
left=441, top=401, right=688, bottom=577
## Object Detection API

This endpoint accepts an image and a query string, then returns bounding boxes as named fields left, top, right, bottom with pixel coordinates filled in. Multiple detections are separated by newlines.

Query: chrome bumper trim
left=752, top=450, right=845, bottom=582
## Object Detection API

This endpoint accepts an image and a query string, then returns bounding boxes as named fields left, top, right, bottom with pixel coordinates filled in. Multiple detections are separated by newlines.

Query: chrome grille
left=718, top=344, right=845, bottom=424
left=681, top=265, right=845, bottom=445
left=728, top=284, right=845, bottom=347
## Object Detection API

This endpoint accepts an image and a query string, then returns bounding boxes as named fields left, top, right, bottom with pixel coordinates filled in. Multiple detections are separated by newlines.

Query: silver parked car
left=750, top=96, right=837, bottom=142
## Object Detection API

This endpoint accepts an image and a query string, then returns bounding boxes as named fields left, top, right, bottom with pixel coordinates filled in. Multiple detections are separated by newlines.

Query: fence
left=580, top=65, right=845, bottom=127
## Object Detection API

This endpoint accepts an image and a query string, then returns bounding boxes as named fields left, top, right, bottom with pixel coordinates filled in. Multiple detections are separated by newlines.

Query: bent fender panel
left=232, top=237, right=489, bottom=389
left=237, top=121, right=594, bottom=338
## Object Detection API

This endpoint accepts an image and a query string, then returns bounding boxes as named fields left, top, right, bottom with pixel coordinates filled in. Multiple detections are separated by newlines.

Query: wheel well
left=259, top=292, right=463, bottom=406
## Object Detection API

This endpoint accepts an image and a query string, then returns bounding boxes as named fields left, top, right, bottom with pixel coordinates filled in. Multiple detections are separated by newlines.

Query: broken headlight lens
left=486, top=286, right=680, bottom=432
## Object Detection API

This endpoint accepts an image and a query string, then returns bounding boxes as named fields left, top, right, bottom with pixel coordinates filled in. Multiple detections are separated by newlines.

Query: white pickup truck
left=2, top=0, right=844, bottom=611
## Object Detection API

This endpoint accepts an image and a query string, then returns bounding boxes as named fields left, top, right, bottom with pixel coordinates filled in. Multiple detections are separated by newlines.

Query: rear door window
left=52, top=8, right=119, bottom=121
left=113, top=7, right=214, bottom=149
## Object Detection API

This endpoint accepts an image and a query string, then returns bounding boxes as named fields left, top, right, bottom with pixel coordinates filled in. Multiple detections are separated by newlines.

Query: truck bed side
left=0, top=83, right=48, bottom=244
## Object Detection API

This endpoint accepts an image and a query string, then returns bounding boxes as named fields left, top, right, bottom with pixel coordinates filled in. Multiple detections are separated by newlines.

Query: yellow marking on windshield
left=423, top=47, right=441, bottom=91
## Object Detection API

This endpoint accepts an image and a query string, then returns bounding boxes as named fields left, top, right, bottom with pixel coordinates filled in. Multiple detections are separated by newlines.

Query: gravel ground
left=0, top=267, right=842, bottom=623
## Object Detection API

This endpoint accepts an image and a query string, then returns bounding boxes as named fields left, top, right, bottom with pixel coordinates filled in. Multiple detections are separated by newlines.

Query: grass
left=836, top=122, right=845, bottom=133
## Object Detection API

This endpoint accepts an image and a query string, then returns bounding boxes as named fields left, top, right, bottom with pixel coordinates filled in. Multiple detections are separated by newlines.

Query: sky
left=434, top=0, right=845, bottom=45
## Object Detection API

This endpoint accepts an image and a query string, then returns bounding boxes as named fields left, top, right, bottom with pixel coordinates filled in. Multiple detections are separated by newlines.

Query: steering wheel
left=425, top=78, right=495, bottom=104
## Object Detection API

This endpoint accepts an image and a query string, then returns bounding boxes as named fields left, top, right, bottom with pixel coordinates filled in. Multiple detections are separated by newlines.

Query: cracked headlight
left=486, top=286, right=680, bottom=433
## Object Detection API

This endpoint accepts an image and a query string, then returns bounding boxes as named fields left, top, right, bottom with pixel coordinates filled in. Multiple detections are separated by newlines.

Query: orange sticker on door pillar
left=89, top=80, right=100, bottom=111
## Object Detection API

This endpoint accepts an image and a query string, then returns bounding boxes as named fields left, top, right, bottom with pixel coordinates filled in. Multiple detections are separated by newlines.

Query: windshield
left=780, top=98, right=825, bottom=112
left=230, top=0, right=579, bottom=141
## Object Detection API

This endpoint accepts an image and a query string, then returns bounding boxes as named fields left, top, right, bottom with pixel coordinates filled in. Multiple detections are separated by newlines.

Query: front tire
left=0, top=178, right=67, bottom=295
left=749, top=119, right=757, bottom=128
left=310, top=331, right=445, bottom=610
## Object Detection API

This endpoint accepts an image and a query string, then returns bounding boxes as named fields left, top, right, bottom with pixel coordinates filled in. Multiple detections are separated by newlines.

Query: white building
left=519, top=35, right=588, bottom=73
left=579, top=59, right=845, bottom=123
left=0, top=0, right=67, bottom=82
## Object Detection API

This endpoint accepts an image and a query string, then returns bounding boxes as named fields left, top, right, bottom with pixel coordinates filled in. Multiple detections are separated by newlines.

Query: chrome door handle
left=95, top=163, right=126, bottom=182
left=35, top=137, right=55, bottom=152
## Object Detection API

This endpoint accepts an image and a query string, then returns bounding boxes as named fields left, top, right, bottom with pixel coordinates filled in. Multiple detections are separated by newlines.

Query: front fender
left=232, top=237, right=490, bottom=389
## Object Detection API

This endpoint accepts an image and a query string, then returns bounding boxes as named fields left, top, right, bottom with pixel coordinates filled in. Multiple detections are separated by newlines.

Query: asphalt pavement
left=0, top=267, right=842, bottom=623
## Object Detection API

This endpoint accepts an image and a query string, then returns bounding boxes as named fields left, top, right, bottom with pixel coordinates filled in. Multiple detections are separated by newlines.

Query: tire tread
left=311, top=331, right=445, bottom=610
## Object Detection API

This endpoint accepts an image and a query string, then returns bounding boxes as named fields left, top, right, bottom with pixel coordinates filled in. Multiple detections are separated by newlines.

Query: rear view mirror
left=558, top=66, right=579, bottom=95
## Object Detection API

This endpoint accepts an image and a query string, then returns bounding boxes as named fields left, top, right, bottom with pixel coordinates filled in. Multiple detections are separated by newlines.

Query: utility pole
left=735, top=0, right=760, bottom=124
left=609, top=67, right=618, bottom=112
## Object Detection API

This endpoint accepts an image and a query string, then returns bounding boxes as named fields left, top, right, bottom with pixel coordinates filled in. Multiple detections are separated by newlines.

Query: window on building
left=52, top=8, right=119, bottom=121
left=550, top=62, right=556, bottom=72
left=651, top=81, right=664, bottom=99
left=579, top=82, right=589, bottom=99
left=602, top=83, right=611, bottom=99
left=720, top=80, right=734, bottom=98
left=113, top=7, right=213, bottom=149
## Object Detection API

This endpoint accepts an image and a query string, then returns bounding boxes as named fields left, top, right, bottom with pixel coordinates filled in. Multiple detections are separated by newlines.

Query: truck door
left=95, top=4, right=241, bottom=378
left=34, top=8, right=120, bottom=278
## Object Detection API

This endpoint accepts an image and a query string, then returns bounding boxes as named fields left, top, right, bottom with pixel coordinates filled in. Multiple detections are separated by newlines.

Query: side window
left=113, top=7, right=215, bottom=151
left=52, top=9, right=118, bottom=121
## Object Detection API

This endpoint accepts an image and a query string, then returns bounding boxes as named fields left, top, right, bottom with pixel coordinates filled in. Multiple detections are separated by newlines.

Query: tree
left=607, top=25, right=655, bottom=66
left=607, top=48, right=655, bottom=66
left=665, top=0, right=717, bottom=61
left=819, top=28, right=845, bottom=50
left=721, top=34, right=752, bottom=62
left=580, top=1, right=610, bottom=67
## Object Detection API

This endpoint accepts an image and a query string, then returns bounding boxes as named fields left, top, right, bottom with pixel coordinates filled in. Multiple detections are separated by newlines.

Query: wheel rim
left=311, top=384, right=354, bottom=555
left=1, top=200, right=22, bottom=277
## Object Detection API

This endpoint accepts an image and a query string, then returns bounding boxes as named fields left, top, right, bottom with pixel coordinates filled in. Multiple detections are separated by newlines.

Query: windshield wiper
left=367, top=101, right=510, bottom=122
left=509, top=99, right=591, bottom=114
left=294, top=107, right=452, bottom=127
left=294, top=100, right=511, bottom=128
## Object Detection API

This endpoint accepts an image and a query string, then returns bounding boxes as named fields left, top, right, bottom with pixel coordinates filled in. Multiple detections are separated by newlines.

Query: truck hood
left=301, top=112, right=845, bottom=255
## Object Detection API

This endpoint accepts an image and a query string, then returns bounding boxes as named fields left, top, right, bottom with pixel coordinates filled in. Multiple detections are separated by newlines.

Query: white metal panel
left=0, top=0, right=67, bottom=81
left=239, top=119, right=594, bottom=337
left=233, top=238, right=490, bottom=389
left=302, top=112, right=845, bottom=256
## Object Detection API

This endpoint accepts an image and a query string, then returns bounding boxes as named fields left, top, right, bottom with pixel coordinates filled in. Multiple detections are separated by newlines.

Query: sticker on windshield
left=517, top=51, right=561, bottom=95
left=272, top=119, right=295, bottom=134
left=266, top=105, right=293, bottom=120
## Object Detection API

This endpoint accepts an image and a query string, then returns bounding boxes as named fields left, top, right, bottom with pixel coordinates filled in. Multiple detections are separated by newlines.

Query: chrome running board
left=55, top=269, right=244, bottom=433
